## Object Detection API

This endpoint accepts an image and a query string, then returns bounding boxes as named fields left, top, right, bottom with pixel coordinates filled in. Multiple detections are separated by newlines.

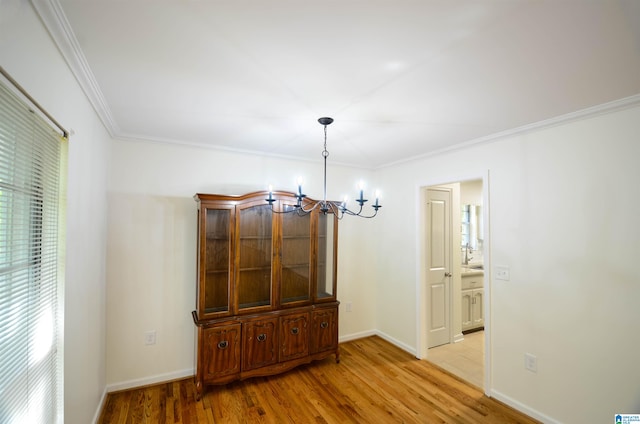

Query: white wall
left=376, top=104, right=640, bottom=423
left=0, top=1, right=111, bottom=423
left=106, top=139, right=379, bottom=387
left=5, top=3, right=638, bottom=423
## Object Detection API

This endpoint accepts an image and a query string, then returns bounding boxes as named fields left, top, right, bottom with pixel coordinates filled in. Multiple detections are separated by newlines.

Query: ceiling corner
left=30, top=0, right=120, bottom=137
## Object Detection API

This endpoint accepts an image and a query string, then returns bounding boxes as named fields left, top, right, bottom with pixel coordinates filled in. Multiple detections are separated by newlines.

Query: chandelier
left=266, top=117, right=381, bottom=219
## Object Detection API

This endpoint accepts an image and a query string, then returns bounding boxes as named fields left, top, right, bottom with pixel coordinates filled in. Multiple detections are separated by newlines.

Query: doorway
left=416, top=173, right=490, bottom=393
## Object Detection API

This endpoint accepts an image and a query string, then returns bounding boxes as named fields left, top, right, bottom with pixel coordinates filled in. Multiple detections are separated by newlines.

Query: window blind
left=0, top=79, right=66, bottom=423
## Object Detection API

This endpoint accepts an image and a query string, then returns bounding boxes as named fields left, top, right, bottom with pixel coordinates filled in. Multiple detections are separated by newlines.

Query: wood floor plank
left=99, top=336, right=539, bottom=423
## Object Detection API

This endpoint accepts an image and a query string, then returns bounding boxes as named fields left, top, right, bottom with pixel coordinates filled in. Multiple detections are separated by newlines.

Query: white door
left=426, top=188, right=451, bottom=348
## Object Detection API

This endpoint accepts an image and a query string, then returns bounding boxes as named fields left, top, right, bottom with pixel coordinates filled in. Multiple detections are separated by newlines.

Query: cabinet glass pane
left=204, top=209, right=230, bottom=313
left=238, top=205, right=272, bottom=309
left=281, top=206, right=311, bottom=304
left=317, top=213, right=335, bottom=299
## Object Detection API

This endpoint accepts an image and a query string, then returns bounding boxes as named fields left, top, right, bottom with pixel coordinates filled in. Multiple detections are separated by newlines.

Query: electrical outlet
left=524, top=353, right=537, bottom=373
left=144, top=330, right=157, bottom=345
left=346, top=301, right=352, bottom=312
left=495, top=265, right=510, bottom=281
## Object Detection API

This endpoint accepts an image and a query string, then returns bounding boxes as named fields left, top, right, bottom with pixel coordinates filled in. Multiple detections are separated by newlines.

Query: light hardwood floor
left=99, top=336, right=538, bottom=423
left=428, top=330, right=484, bottom=388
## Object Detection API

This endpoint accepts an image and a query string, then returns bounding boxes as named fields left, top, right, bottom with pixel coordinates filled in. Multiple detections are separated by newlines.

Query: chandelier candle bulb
left=358, top=181, right=364, bottom=202
left=267, top=185, right=274, bottom=203
left=296, top=178, right=303, bottom=196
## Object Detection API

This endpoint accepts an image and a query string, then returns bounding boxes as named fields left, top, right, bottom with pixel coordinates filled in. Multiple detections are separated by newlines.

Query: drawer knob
left=257, top=333, right=267, bottom=342
left=320, top=321, right=328, bottom=329
left=291, top=327, right=299, bottom=335
left=217, top=341, right=228, bottom=349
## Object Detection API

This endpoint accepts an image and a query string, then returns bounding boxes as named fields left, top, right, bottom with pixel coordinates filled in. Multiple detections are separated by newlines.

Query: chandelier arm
left=265, top=117, right=381, bottom=219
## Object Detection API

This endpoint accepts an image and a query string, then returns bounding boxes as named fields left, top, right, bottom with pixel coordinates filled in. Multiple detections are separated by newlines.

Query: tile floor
left=427, top=330, right=484, bottom=388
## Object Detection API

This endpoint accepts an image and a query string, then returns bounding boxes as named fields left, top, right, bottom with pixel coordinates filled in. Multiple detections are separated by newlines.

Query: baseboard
left=91, top=387, right=108, bottom=424
left=105, top=368, right=194, bottom=394
left=339, top=329, right=417, bottom=357
left=373, top=330, right=417, bottom=356
left=339, top=329, right=377, bottom=343
left=490, top=389, right=559, bottom=424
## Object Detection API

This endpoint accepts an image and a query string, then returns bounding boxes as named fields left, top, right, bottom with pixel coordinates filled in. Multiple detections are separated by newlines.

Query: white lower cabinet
left=461, top=274, right=484, bottom=332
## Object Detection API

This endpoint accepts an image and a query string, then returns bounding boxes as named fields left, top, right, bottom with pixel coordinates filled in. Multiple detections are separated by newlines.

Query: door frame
left=415, top=170, right=492, bottom=395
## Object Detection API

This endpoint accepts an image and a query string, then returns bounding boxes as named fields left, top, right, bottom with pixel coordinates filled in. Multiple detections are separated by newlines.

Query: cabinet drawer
left=279, top=312, right=309, bottom=361
left=242, top=318, right=278, bottom=371
left=311, top=307, right=337, bottom=354
left=201, top=324, right=241, bottom=382
left=461, top=274, right=484, bottom=290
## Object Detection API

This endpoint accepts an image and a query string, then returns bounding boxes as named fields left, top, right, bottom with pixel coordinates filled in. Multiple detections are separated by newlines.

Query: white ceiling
left=52, top=0, right=640, bottom=168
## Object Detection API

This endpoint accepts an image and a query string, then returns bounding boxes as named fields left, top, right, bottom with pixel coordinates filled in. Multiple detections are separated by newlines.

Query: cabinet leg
left=335, top=347, right=340, bottom=364
left=195, top=378, right=203, bottom=401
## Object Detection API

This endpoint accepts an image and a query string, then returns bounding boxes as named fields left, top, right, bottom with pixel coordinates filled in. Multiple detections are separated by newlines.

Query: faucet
left=463, top=243, right=473, bottom=265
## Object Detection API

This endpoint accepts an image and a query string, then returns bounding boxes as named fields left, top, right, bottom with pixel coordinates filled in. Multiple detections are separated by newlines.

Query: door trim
left=415, top=170, right=492, bottom=395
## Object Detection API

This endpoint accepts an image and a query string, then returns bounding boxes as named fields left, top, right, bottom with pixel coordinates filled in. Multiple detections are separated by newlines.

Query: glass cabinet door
left=202, top=207, right=232, bottom=315
left=237, top=203, right=273, bottom=310
left=316, top=212, right=337, bottom=300
left=280, top=204, right=311, bottom=305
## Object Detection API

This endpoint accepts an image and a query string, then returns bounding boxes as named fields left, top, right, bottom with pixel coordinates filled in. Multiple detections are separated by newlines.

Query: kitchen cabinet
left=461, top=273, right=484, bottom=332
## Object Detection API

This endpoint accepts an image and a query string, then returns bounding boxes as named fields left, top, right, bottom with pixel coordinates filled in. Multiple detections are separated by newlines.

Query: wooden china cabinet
left=192, top=191, right=340, bottom=399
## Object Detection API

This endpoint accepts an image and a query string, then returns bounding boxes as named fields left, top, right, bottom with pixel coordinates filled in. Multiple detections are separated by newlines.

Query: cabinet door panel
left=472, top=290, right=484, bottom=327
left=243, top=318, right=278, bottom=371
left=200, top=206, right=233, bottom=317
left=202, top=324, right=241, bottom=381
left=316, top=212, right=337, bottom=300
left=279, top=312, right=309, bottom=361
left=237, top=204, right=273, bottom=310
left=311, top=308, right=337, bottom=354
left=281, top=205, right=311, bottom=304
left=461, top=290, right=473, bottom=331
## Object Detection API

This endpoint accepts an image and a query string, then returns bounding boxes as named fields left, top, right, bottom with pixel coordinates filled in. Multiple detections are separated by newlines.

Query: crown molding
left=30, top=0, right=119, bottom=137
left=379, top=93, right=640, bottom=169
left=26, top=0, right=640, bottom=169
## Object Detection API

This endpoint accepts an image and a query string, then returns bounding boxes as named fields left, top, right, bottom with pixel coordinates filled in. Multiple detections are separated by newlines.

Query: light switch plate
left=495, top=266, right=510, bottom=281
left=525, top=353, right=537, bottom=373
left=144, top=330, right=157, bottom=345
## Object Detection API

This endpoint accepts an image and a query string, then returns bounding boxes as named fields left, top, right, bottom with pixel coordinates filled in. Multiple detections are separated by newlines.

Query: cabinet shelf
left=282, top=263, right=310, bottom=268
left=204, top=305, right=228, bottom=314
left=238, top=266, right=271, bottom=272
left=281, top=295, right=309, bottom=303
left=238, top=300, right=271, bottom=309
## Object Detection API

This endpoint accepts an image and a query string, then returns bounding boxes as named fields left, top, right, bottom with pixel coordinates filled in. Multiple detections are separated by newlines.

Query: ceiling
left=51, top=0, right=640, bottom=168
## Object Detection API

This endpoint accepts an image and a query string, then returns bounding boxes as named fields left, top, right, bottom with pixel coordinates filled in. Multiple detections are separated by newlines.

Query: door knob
left=444, top=272, right=452, bottom=277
